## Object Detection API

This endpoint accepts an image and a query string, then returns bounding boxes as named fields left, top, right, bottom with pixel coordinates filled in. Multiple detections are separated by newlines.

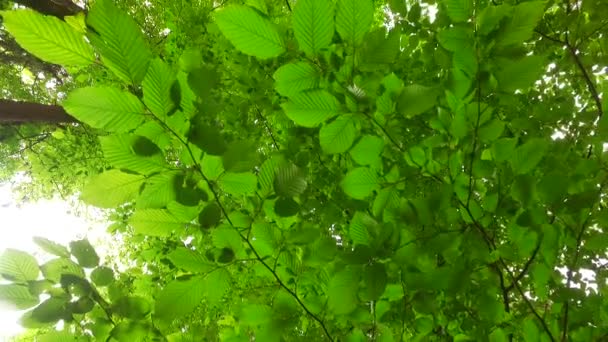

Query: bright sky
left=0, top=182, right=109, bottom=339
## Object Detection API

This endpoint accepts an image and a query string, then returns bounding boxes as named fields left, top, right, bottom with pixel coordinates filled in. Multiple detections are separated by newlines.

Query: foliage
left=1, top=0, right=608, bottom=341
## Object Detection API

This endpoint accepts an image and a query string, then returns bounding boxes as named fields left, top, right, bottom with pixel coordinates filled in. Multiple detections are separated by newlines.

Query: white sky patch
left=0, top=182, right=110, bottom=338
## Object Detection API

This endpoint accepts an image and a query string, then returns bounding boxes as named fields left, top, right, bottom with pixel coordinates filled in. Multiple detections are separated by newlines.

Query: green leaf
left=328, top=267, right=359, bottom=315
left=273, top=62, right=320, bottom=98
left=282, top=90, right=341, bottom=127
left=510, top=138, right=549, bottom=174
left=40, top=258, right=84, bottom=283
left=99, top=135, right=165, bottom=175
left=137, top=172, right=179, bottom=209
left=112, top=296, right=151, bottom=320
left=1, top=10, right=94, bottom=66
left=222, top=140, right=259, bottom=172
left=441, top=0, right=473, bottom=23
left=362, top=263, right=387, bottom=300
left=87, top=0, right=152, bottom=84
left=477, top=4, right=510, bottom=35
left=69, top=239, right=99, bottom=268
left=91, top=267, right=114, bottom=287
left=31, top=297, right=67, bottom=324
left=496, top=2, right=545, bottom=46
left=319, top=115, right=358, bottom=154
left=349, top=212, right=374, bottom=246
left=478, top=119, right=505, bottom=142
left=154, top=276, right=206, bottom=323
left=522, top=318, right=540, bottom=342
left=168, top=248, right=212, bottom=273
left=80, top=170, right=145, bottom=208
left=199, top=203, right=222, bottom=229
left=215, top=5, right=285, bottom=59
left=188, top=119, right=227, bottom=156
left=202, top=154, right=225, bottom=181
left=274, top=163, right=307, bottom=197
left=438, top=27, right=473, bottom=52
left=335, top=0, right=374, bottom=47
left=293, top=0, right=334, bottom=55
left=0, top=284, right=39, bottom=309
left=143, top=58, right=176, bottom=118
left=496, top=55, right=545, bottom=92
left=359, top=29, right=401, bottom=68
left=350, top=135, right=384, bottom=165
left=341, top=167, right=378, bottom=199
left=129, top=209, right=185, bottom=237
left=33, top=237, right=70, bottom=258
left=0, top=249, right=39, bottom=282
left=63, top=87, right=146, bottom=132
left=218, top=172, right=257, bottom=196
left=274, top=197, right=300, bottom=217
left=204, top=269, right=230, bottom=306
left=251, top=223, right=277, bottom=257
left=492, top=137, right=518, bottom=162
left=397, top=85, right=439, bottom=117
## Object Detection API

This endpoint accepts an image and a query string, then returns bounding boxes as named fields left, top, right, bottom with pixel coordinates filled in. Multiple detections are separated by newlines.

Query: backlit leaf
left=341, top=167, right=378, bottom=199
left=215, top=5, right=285, bottom=59
left=282, top=90, right=341, bottom=127
left=335, top=0, right=374, bottom=47
left=81, top=170, right=145, bottom=208
left=273, top=62, right=320, bottom=97
left=129, top=209, right=184, bottom=237
left=63, top=87, right=146, bottom=132
left=0, top=249, right=39, bottom=282
left=1, top=10, right=94, bottom=66
left=293, top=0, right=334, bottom=55
left=319, top=115, right=358, bottom=154
left=154, top=276, right=206, bottom=323
left=87, top=0, right=152, bottom=84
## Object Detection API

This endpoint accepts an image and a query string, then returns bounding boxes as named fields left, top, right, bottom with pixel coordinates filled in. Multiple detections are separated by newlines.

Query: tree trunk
left=13, top=0, right=84, bottom=18
left=0, top=100, right=76, bottom=123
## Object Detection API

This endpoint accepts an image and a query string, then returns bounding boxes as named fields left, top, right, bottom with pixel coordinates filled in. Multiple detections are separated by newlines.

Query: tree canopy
left=0, top=0, right=607, bottom=341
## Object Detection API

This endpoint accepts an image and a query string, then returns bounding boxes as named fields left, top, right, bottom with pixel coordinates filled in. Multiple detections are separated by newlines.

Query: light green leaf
left=0, top=284, right=39, bottom=310
left=477, top=4, right=510, bottom=35
left=129, top=209, right=184, bottom=237
left=328, top=267, right=359, bottom=315
left=319, top=115, right=358, bottom=154
left=496, top=55, right=545, bottom=92
left=137, top=172, right=180, bottom=209
left=81, top=170, right=145, bottom=208
left=204, top=269, right=230, bottom=306
left=1, top=9, right=94, bottom=66
left=397, top=85, right=439, bottom=117
left=441, top=0, right=473, bottom=23
left=293, top=0, right=334, bottom=55
left=202, top=154, right=225, bottom=181
left=33, top=237, right=70, bottom=258
left=522, top=317, right=540, bottom=342
left=87, top=0, right=152, bottom=84
left=143, top=58, right=176, bottom=118
left=134, top=121, right=172, bottom=150
left=273, top=62, right=320, bottom=98
left=168, top=248, right=213, bottom=273
left=100, top=135, right=165, bottom=175
left=215, top=5, right=285, bottom=59
left=251, top=223, right=277, bottom=257
left=167, top=201, right=200, bottom=222
left=259, top=155, right=284, bottom=195
left=154, top=276, right=206, bottom=323
left=63, top=87, right=146, bottom=132
left=0, top=249, right=39, bottom=282
left=218, top=172, right=257, bottom=196
left=510, top=138, right=549, bottom=174
left=335, top=0, right=374, bottom=47
left=341, top=167, right=378, bottom=199
left=274, top=163, right=307, bottom=197
left=282, top=90, right=340, bottom=127
left=350, top=135, right=384, bottom=165
left=497, top=2, right=545, bottom=46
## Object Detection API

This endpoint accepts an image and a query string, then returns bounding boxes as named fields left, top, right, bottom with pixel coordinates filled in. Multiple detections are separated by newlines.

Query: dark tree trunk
left=0, top=100, right=76, bottom=123
left=13, top=0, right=84, bottom=18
